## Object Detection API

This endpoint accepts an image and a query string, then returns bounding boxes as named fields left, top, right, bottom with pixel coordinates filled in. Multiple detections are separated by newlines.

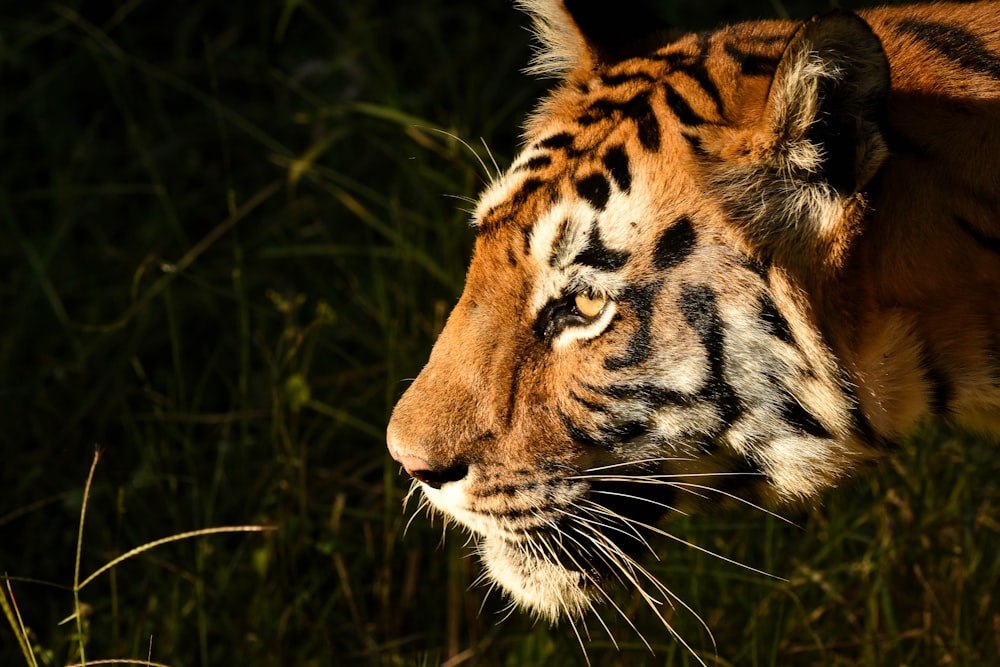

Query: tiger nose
left=393, top=453, right=469, bottom=490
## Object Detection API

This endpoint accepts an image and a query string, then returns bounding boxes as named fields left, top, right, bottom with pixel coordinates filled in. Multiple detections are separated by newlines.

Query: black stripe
left=539, top=132, right=575, bottom=150
left=600, top=71, right=656, bottom=86
left=683, top=132, right=706, bottom=156
left=489, top=507, right=538, bottom=521
left=653, top=36, right=726, bottom=115
left=511, top=177, right=544, bottom=206
left=895, top=19, right=1000, bottom=82
left=678, top=284, right=744, bottom=427
left=956, top=216, right=1000, bottom=256
left=570, top=390, right=610, bottom=414
left=919, top=344, right=953, bottom=417
left=516, top=155, right=552, bottom=172
left=471, top=479, right=541, bottom=498
left=685, top=36, right=725, bottom=116
left=588, top=382, right=691, bottom=407
left=653, top=216, right=697, bottom=271
left=604, top=282, right=661, bottom=370
left=546, top=218, right=569, bottom=267
left=582, top=92, right=661, bottom=151
left=628, top=94, right=662, bottom=151
left=575, top=173, right=611, bottom=210
left=663, top=82, right=706, bottom=126
left=560, top=410, right=613, bottom=450
left=780, top=400, right=832, bottom=439
left=723, top=42, right=779, bottom=77
left=598, top=420, right=650, bottom=443
left=651, top=51, right=692, bottom=70
left=739, top=253, right=771, bottom=281
left=573, top=225, right=631, bottom=272
left=928, top=368, right=953, bottom=416
left=602, top=145, right=632, bottom=193
left=758, top=293, right=795, bottom=346
left=849, top=403, right=895, bottom=451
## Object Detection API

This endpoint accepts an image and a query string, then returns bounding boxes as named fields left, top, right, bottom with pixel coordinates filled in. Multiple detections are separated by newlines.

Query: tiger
left=386, top=0, right=1000, bottom=636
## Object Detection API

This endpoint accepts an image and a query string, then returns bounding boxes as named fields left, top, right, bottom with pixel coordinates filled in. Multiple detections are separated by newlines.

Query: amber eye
left=574, top=291, right=607, bottom=319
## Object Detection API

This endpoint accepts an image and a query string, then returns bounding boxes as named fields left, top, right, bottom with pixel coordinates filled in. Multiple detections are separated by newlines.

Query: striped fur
left=387, top=0, right=1000, bottom=636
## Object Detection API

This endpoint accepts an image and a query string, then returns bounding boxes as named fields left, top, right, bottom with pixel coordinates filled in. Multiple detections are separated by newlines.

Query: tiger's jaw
left=479, top=536, right=593, bottom=621
left=410, top=461, right=673, bottom=622
left=401, top=462, right=593, bottom=620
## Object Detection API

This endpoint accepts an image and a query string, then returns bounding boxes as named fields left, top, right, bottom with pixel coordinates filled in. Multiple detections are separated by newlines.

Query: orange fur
left=387, top=0, right=1000, bottom=626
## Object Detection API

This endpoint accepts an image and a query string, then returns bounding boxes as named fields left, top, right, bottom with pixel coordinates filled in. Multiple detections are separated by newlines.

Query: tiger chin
left=387, top=0, right=1000, bottom=628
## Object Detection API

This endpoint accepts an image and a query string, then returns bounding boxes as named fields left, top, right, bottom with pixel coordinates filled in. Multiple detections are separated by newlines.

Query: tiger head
left=387, top=1, right=895, bottom=621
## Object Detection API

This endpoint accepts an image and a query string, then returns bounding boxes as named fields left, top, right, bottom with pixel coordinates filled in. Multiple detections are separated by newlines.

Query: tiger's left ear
left=718, top=11, right=891, bottom=270
left=517, top=0, right=669, bottom=76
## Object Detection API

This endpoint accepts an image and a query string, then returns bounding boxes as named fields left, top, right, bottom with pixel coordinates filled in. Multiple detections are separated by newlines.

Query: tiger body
left=387, top=0, right=1000, bottom=624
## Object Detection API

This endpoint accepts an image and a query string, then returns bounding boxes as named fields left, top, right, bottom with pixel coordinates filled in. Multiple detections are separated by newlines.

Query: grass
left=0, top=0, right=997, bottom=665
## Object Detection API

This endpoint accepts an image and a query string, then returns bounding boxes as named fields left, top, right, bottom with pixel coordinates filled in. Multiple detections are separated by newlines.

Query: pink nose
left=391, top=453, right=468, bottom=490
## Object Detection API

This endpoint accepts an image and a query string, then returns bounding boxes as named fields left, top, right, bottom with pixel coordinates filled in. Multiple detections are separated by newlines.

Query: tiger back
left=387, top=0, right=1000, bottom=625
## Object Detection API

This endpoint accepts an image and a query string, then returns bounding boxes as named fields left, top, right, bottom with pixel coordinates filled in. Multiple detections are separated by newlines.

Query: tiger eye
left=574, top=292, right=607, bottom=319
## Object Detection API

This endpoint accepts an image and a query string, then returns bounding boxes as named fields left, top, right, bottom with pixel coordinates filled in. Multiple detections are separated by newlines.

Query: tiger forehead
left=472, top=32, right=762, bottom=236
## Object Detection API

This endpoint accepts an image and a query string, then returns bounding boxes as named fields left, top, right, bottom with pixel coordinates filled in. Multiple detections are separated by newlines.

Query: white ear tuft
left=515, top=0, right=591, bottom=77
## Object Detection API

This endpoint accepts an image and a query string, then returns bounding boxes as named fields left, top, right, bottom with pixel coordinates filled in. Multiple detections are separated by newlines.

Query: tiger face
left=387, top=0, right=1000, bottom=624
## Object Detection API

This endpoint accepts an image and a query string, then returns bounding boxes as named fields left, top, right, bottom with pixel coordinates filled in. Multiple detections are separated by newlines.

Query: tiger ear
left=517, top=0, right=669, bottom=76
left=720, top=11, right=891, bottom=270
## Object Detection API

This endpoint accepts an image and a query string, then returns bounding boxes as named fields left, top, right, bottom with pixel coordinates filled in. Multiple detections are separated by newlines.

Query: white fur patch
left=514, top=0, right=588, bottom=77
left=480, top=537, right=591, bottom=620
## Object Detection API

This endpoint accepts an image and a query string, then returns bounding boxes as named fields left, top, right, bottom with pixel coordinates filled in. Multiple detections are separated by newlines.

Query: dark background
left=2, top=1, right=997, bottom=665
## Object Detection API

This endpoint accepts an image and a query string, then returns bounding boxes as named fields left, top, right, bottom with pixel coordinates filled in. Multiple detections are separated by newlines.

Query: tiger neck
left=833, top=163, right=1000, bottom=442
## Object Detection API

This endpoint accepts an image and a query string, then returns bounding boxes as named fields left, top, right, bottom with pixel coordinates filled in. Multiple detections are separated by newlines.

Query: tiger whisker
left=565, top=502, right=730, bottom=664
left=423, top=127, right=498, bottom=183
left=555, top=513, right=643, bottom=594
left=589, top=503, right=783, bottom=581
left=669, top=481, right=798, bottom=526
left=443, top=193, right=478, bottom=205
left=477, top=577, right=503, bottom=618
left=495, top=597, right=521, bottom=624
left=480, top=137, right=502, bottom=182
left=569, top=522, right=708, bottom=664
left=572, top=504, right=664, bottom=564
left=574, top=519, right=675, bottom=610
left=566, top=616, right=592, bottom=667
left=579, top=457, right=697, bottom=473
left=568, top=470, right=762, bottom=482
left=403, top=495, right=431, bottom=538
left=401, top=477, right=423, bottom=507
left=581, top=594, right=620, bottom=653
left=461, top=531, right=479, bottom=549
left=552, top=504, right=658, bottom=559
left=544, top=525, right=638, bottom=652
left=577, top=472, right=796, bottom=525
left=587, top=488, right=687, bottom=517
left=583, top=521, right=719, bottom=665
